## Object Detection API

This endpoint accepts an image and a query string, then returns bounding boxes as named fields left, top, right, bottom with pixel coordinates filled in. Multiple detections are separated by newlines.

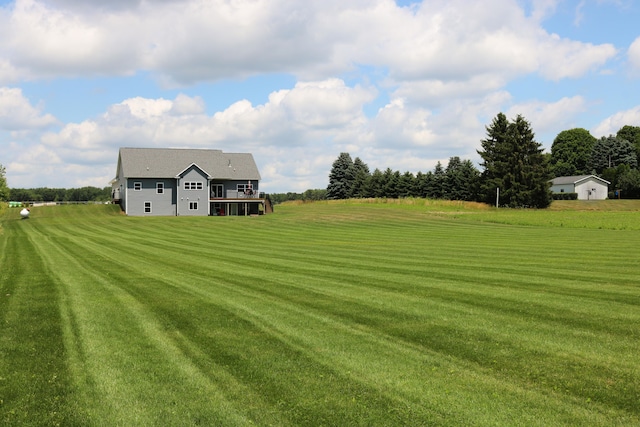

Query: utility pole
left=496, top=187, right=500, bottom=208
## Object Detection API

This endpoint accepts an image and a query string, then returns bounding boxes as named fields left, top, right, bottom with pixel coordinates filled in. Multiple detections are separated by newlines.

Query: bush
left=552, top=192, right=578, bottom=200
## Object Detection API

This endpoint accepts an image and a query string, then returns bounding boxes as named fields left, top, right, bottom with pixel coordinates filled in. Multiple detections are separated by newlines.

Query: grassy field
left=1, top=199, right=639, bottom=426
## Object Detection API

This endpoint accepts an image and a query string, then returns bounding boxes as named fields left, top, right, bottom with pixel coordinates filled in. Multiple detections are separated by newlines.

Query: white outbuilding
left=550, top=175, right=610, bottom=200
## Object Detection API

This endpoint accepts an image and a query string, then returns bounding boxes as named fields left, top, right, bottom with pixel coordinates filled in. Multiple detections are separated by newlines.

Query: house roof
left=116, top=148, right=261, bottom=180
left=550, top=175, right=610, bottom=185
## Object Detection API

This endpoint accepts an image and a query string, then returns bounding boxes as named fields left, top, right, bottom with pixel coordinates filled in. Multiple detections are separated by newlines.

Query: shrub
left=552, top=192, right=578, bottom=200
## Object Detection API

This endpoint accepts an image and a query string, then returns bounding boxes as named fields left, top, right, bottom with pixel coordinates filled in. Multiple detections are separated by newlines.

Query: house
left=111, top=147, right=267, bottom=216
left=550, top=175, right=610, bottom=200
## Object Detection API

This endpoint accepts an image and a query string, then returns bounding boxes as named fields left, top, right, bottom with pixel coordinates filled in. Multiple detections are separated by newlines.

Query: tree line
left=7, top=185, right=111, bottom=202
left=328, top=113, right=552, bottom=208
left=326, top=114, right=640, bottom=207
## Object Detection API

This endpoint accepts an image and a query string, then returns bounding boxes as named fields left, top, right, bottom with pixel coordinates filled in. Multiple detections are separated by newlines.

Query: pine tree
left=326, top=153, right=355, bottom=199
left=478, top=113, right=552, bottom=208
left=0, top=164, right=9, bottom=202
left=350, top=157, right=371, bottom=198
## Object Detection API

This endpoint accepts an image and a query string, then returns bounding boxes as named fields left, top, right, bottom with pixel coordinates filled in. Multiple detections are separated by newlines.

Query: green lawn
left=1, top=200, right=639, bottom=426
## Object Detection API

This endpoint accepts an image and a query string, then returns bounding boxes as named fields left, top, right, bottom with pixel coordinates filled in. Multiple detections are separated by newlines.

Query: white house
left=550, top=175, right=610, bottom=200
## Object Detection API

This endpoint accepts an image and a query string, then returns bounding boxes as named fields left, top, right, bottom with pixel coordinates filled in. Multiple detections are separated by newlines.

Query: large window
left=211, top=184, right=223, bottom=198
left=184, top=181, right=203, bottom=190
left=156, top=182, right=164, bottom=194
left=238, top=183, right=254, bottom=195
left=144, top=201, right=152, bottom=213
left=134, top=181, right=142, bottom=191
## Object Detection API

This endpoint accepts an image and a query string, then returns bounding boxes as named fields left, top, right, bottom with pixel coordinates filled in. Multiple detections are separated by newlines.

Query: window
left=184, top=181, right=203, bottom=190
left=156, top=182, right=164, bottom=194
left=238, top=183, right=254, bottom=195
left=134, top=181, right=142, bottom=191
left=144, top=202, right=152, bottom=213
left=189, top=201, right=198, bottom=210
left=211, top=184, right=224, bottom=198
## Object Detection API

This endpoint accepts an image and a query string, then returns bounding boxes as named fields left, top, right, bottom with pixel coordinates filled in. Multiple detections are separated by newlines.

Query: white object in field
left=20, top=208, right=30, bottom=218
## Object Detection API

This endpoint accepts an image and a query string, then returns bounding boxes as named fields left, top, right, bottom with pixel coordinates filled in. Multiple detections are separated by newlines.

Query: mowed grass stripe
left=24, top=219, right=280, bottom=425
left=0, top=215, right=73, bottom=426
left=1, top=203, right=639, bottom=425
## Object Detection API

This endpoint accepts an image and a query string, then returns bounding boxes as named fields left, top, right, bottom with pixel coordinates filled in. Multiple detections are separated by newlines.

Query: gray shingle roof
left=550, top=175, right=610, bottom=185
left=117, top=148, right=261, bottom=180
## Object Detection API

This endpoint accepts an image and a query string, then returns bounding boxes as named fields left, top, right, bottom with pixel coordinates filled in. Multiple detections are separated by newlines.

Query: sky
left=1, top=0, right=639, bottom=192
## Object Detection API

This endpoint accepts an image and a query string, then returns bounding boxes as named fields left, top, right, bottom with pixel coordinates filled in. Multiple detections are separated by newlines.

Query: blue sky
left=1, top=0, right=639, bottom=192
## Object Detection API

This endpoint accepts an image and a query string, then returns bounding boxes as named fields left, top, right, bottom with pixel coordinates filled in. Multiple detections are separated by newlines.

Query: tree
left=617, top=166, right=640, bottom=199
left=550, top=128, right=596, bottom=177
left=616, top=125, right=640, bottom=159
left=425, top=161, right=445, bottom=199
left=589, top=135, right=637, bottom=175
left=444, top=157, right=480, bottom=201
left=0, top=164, right=9, bottom=201
left=478, top=113, right=552, bottom=208
left=326, top=152, right=355, bottom=199
left=382, top=168, right=399, bottom=198
left=350, top=157, right=371, bottom=198
left=398, top=171, right=415, bottom=198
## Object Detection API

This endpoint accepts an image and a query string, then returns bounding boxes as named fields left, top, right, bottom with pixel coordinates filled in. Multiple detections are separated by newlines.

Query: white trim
left=175, top=162, right=212, bottom=179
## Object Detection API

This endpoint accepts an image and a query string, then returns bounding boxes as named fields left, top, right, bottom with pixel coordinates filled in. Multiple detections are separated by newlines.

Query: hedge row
left=552, top=192, right=578, bottom=200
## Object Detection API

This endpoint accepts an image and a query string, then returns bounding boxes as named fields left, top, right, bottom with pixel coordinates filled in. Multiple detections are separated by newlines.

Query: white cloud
left=0, top=87, right=58, bottom=130
left=506, top=96, right=587, bottom=135
left=0, top=0, right=617, bottom=85
left=592, top=106, right=640, bottom=137
left=628, top=36, right=640, bottom=72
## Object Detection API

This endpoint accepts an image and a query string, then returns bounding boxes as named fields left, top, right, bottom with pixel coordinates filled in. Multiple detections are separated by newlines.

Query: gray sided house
left=550, top=175, right=610, bottom=200
left=111, top=148, right=266, bottom=216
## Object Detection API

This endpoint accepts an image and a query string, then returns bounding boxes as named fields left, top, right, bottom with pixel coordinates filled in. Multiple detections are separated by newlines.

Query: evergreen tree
left=350, top=157, right=371, bottom=198
left=413, top=171, right=427, bottom=197
left=382, top=168, right=399, bottom=198
left=368, top=168, right=385, bottom=198
left=398, top=171, right=415, bottom=198
left=0, top=164, right=9, bottom=201
left=326, top=152, right=355, bottom=199
left=616, top=125, right=640, bottom=160
left=478, top=113, right=552, bottom=208
left=445, top=157, right=480, bottom=201
left=426, top=161, right=446, bottom=199
left=589, top=135, right=637, bottom=175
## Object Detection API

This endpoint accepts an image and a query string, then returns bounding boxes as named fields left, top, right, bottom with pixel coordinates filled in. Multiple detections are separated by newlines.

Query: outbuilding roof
left=116, top=148, right=261, bottom=180
left=550, top=175, right=610, bottom=185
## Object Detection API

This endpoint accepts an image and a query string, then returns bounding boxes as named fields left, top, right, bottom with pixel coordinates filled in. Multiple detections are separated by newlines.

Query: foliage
left=444, top=157, right=480, bottom=201
left=268, top=189, right=327, bottom=204
left=0, top=164, right=9, bottom=202
left=9, top=186, right=111, bottom=202
left=325, top=154, right=482, bottom=202
left=1, top=203, right=640, bottom=425
left=616, top=166, right=640, bottom=199
left=478, top=113, right=552, bottom=208
left=589, top=135, right=638, bottom=174
left=350, top=157, right=370, bottom=198
left=617, top=125, right=640, bottom=158
left=550, top=128, right=596, bottom=177
left=326, top=152, right=355, bottom=199
left=552, top=192, right=578, bottom=200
